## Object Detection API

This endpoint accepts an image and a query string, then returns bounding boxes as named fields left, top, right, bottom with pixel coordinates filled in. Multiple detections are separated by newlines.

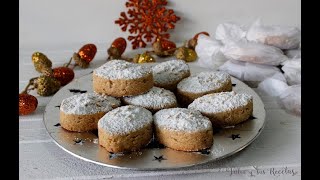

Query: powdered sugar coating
left=60, top=93, right=121, bottom=115
left=152, top=60, right=190, bottom=85
left=188, top=91, right=253, bottom=113
left=154, top=108, right=212, bottom=132
left=94, top=60, right=151, bottom=80
left=123, top=87, right=177, bottom=109
left=177, top=71, right=231, bottom=93
left=98, top=105, right=153, bottom=135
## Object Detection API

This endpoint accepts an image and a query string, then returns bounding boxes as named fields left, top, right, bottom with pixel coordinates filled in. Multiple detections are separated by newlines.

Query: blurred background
left=19, top=0, right=301, bottom=50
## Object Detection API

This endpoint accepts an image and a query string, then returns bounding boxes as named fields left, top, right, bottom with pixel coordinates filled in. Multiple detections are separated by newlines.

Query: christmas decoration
left=107, top=37, right=127, bottom=60
left=175, top=47, right=197, bottom=62
left=32, top=52, right=53, bottom=74
left=133, top=52, right=156, bottom=63
left=186, top=31, right=210, bottom=49
left=115, top=0, right=181, bottom=49
left=52, top=67, right=75, bottom=86
left=72, top=44, right=97, bottom=68
left=19, top=93, right=38, bottom=115
left=36, top=75, right=61, bottom=96
left=152, top=39, right=176, bottom=57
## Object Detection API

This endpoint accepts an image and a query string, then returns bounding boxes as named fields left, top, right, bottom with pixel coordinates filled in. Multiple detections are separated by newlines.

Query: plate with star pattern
left=43, top=63, right=266, bottom=170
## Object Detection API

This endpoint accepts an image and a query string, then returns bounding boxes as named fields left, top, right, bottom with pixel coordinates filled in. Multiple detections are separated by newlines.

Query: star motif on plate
left=73, top=138, right=84, bottom=145
left=229, top=134, right=241, bottom=140
left=54, top=123, right=61, bottom=127
left=153, top=155, right=167, bottom=162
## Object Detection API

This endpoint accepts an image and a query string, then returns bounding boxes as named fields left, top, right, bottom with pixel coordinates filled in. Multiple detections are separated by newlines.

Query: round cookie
left=98, top=105, right=153, bottom=153
left=60, top=93, right=121, bottom=132
left=93, top=60, right=153, bottom=97
left=154, top=108, right=213, bottom=151
left=152, top=60, right=190, bottom=91
left=176, top=71, right=232, bottom=106
left=188, top=91, right=253, bottom=127
left=122, top=87, right=177, bottom=113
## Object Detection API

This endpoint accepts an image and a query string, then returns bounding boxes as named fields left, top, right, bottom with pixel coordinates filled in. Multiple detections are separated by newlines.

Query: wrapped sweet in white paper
left=257, top=73, right=288, bottom=97
left=281, top=58, right=301, bottom=85
left=194, top=35, right=227, bottom=70
left=278, top=85, right=301, bottom=116
left=246, top=19, right=301, bottom=50
left=285, top=49, right=301, bottom=59
left=221, top=41, right=288, bottom=66
left=215, top=22, right=247, bottom=44
left=218, top=60, right=281, bottom=86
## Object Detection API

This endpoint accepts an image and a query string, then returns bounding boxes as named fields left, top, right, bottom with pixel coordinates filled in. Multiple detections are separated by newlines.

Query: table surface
left=19, top=47, right=301, bottom=180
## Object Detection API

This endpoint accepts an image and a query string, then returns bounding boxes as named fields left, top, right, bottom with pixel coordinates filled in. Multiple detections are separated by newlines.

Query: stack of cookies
left=59, top=59, right=253, bottom=153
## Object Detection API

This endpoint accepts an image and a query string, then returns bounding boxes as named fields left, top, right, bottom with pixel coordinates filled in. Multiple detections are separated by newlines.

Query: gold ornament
left=31, top=52, right=52, bottom=73
left=185, top=48, right=197, bottom=62
left=175, top=47, right=198, bottom=62
left=72, top=53, right=89, bottom=68
left=133, top=52, right=156, bottom=63
left=36, top=75, right=61, bottom=96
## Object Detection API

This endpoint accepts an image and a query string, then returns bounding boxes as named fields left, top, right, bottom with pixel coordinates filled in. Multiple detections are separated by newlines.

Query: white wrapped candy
left=215, top=22, right=247, bottom=44
left=219, top=60, right=281, bottom=87
left=281, top=58, right=301, bottom=85
left=278, top=85, right=301, bottom=116
left=194, top=35, right=227, bottom=70
left=221, top=40, right=288, bottom=66
left=246, top=19, right=301, bottom=50
left=257, top=74, right=301, bottom=117
left=257, top=73, right=288, bottom=97
left=285, top=49, right=301, bottom=59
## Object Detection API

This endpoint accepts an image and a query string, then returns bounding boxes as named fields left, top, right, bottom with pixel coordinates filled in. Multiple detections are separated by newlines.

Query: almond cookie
left=154, top=108, right=213, bottom=151
left=93, top=60, right=153, bottom=97
left=122, top=87, right=177, bottom=113
left=60, top=93, right=121, bottom=132
left=188, top=91, right=253, bottom=127
left=98, top=105, right=153, bottom=153
left=152, top=60, right=190, bottom=91
left=176, top=71, right=232, bottom=106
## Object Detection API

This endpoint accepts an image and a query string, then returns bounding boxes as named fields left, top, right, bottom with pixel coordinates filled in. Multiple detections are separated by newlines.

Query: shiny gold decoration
left=175, top=47, right=197, bottom=62
left=133, top=52, right=156, bottom=63
left=31, top=52, right=52, bottom=73
left=36, top=75, right=61, bottom=96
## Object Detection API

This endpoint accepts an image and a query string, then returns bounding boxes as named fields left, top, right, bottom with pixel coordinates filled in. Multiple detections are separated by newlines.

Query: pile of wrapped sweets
left=194, top=19, right=301, bottom=116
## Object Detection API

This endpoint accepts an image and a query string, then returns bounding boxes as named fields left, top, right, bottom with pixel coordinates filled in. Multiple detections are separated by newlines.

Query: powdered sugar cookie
left=98, top=105, right=153, bottom=153
left=93, top=60, right=153, bottom=97
left=60, top=93, right=121, bottom=132
left=152, top=60, right=190, bottom=91
left=122, top=87, right=177, bottom=113
left=188, top=91, right=253, bottom=127
left=177, top=71, right=232, bottom=106
left=154, top=108, right=213, bottom=151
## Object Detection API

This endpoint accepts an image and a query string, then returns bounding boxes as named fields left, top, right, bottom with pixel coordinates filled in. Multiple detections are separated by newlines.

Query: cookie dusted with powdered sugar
left=188, top=91, right=253, bottom=127
left=98, top=105, right=153, bottom=153
left=176, top=71, right=232, bottom=106
left=60, top=93, right=121, bottom=132
left=122, top=87, right=177, bottom=113
left=152, top=60, right=190, bottom=91
left=154, top=108, right=213, bottom=151
left=93, top=60, right=153, bottom=97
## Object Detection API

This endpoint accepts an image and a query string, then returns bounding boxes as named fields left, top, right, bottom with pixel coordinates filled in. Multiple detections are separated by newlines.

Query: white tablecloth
left=19, top=47, right=301, bottom=180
